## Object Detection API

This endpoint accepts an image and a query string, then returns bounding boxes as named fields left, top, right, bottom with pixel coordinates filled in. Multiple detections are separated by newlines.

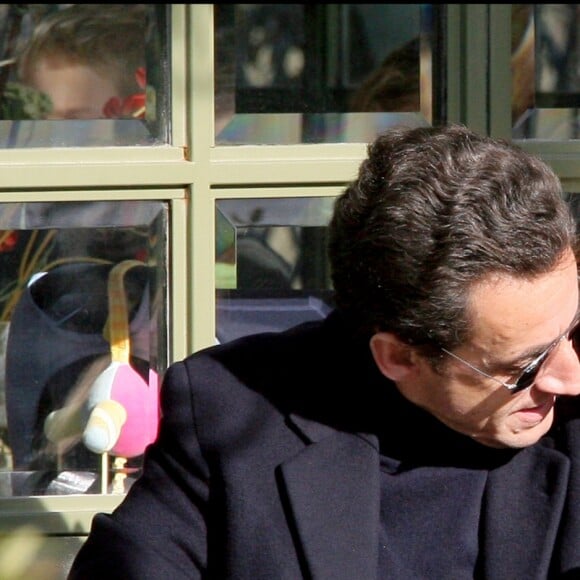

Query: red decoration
left=103, top=67, right=146, bottom=119
left=0, top=231, right=18, bottom=252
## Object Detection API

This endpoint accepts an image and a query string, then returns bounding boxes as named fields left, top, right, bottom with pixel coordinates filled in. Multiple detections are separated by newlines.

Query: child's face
left=28, top=58, right=119, bottom=119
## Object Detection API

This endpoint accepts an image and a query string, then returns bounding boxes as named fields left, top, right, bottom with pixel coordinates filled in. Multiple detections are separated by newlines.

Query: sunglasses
left=440, top=318, right=580, bottom=394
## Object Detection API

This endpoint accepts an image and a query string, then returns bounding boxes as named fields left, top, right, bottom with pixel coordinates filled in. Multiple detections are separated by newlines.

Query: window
left=215, top=4, right=443, bottom=144
left=0, top=4, right=170, bottom=147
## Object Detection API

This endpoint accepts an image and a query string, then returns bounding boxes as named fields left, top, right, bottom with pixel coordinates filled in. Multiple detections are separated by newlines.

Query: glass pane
left=216, top=197, right=335, bottom=343
left=565, top=193, right=580, bottom=224
left=513, top=4, right=580, bottom=140
left=215, top=4, right=442, bottom=145
left=0, top=200, right=168, bottom=495
left=0, top=4, right=169, bottom=147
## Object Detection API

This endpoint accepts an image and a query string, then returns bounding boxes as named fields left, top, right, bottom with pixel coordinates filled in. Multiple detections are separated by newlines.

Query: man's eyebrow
left=491, top=309, right=580, bottom=371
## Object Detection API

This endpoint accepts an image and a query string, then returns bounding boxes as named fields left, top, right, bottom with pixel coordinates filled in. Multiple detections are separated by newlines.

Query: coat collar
left=281, top=416, right=380, bottom=580
left=282, top=414, right=571, bottom=580
left=481, top=443, right=570, bottom=579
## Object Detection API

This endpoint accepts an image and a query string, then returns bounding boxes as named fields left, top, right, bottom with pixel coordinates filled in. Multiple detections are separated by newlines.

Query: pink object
left=88, top=362, right=160, bottom=458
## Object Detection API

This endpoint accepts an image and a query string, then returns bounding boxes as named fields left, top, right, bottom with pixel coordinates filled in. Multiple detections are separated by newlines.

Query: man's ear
left=370, top=332, right=419, bottom=382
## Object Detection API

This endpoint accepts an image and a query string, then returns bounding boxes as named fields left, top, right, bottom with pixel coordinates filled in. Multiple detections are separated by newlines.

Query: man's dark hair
left=328, top=124, right=576, bottom=352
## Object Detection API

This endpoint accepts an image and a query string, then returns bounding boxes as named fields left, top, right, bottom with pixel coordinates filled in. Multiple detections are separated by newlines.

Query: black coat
left=69, top=310, right=580, bottom=579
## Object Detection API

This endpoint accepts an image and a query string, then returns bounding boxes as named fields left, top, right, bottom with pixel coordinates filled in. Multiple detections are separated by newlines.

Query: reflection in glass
left=513, top=5, right=580, bottom=140
left=565, top=193, right=580, bottom=226
left=0, top=200, right=168, bottom=495
left=0, top=4, right=169, bottom=147
left=215, top=4, right=440, bottom=145
left=216, top=197, right=335, bottom=343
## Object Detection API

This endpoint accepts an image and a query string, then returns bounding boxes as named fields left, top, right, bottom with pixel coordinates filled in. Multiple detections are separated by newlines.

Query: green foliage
left=0, top=82, right=52, bottom=120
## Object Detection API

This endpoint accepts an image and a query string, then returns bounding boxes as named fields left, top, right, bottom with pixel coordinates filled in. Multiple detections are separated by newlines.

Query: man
left=69, top=125, right=580, bottom=579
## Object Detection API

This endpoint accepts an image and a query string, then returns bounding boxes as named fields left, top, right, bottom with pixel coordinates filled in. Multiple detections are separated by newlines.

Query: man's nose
left=534, top=338, right=580, bottom=396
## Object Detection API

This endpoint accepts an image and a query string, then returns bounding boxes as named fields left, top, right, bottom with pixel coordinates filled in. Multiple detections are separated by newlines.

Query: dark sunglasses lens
left=511, top=322, right=580, bottom=394
left=514, top=364, right=541, bottom=392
